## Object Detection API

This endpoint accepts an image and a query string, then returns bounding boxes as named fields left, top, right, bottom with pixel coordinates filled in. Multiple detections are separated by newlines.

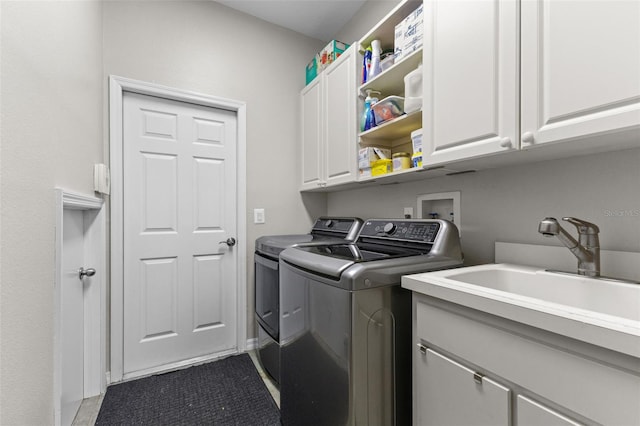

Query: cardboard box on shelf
left=318, top=40, right=349, bottom=70
left=359, top=167, right=372, bottom=178
left=394, top=4, right=424, bottom=61
left=412, top=152, right=423, bottom=168
left=305, top=58, right=318, bottom=85
left=358, top=147, right=392, bottom=169
left=305, top=40, right=350, bottom=85
left=372, top=159, right=393, bottom=176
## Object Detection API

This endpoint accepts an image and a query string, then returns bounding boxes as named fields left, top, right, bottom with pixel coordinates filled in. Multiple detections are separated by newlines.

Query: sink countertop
left=402, top=263, right=640, bottom=358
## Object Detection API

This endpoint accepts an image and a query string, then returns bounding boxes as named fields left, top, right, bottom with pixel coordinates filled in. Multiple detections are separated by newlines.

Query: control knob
left=383, top=222, right=396, bottom=235
left=325, top=219, right=334, bottom=228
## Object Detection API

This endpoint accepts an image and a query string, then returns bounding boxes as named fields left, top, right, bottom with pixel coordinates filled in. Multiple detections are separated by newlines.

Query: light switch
left=254, top=208, right=265, bottom=224
left=94, top=163, right=110, bottom=195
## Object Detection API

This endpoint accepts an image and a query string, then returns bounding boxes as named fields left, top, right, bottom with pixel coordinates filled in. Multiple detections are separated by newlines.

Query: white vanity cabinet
left=410, top=294, right=640, bottom=426
left=416, top=347, right=583, bottom=426
left=517, top=395, right=583, bottom=426
left=300, top=44, right=358, bottom=191
left=423, top=0, right=640, bottom=167
left=416, top=345, right=510, bottom=426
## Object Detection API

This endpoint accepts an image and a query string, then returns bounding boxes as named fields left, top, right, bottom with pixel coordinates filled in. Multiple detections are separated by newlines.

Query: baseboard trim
left=118, top=348, right=238, bottom=383
left=246, top=338, right=257, bottom=351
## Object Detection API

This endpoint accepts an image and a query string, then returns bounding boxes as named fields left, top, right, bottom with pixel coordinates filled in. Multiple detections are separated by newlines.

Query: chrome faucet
left=538, top=217, right=600, bottom=277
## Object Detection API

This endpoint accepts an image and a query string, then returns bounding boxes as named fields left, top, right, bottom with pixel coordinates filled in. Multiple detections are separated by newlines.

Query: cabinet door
left=423, top=0, right=518, bottom=166
left=517, top=395, right=583, bottom=426
left=323, top=45, right=357, bottom=187
left=300, top=77, right=324, bottom=190
left=415, top=346, right=510, bottom=426
left=521, top=0, right=640, bottom=148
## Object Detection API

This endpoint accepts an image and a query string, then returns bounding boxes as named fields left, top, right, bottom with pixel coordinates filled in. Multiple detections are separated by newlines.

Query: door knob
left=78, top=267, right=96, bottom=279
left=219, top=237, right=237, bottom=247
left=522, top=132, right=534, bottom=144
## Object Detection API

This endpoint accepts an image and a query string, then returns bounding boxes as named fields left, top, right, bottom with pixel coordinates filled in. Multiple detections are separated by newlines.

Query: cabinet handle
left=500, top=137, right=512, bottom=148
left=522, top=132, right=534, bottom=144
left=473, top=372, right=485, bottom=384
left=417, top=343, right=428, bottom=355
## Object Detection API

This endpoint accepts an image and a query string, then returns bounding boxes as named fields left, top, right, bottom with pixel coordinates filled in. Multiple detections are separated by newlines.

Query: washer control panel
left=312, top=217, right=363, bottom=235
left=360, top=220, right=441, bottom=243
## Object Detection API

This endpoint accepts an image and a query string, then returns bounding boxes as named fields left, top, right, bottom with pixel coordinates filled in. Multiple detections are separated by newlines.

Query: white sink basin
left=402, top=263, right=640, bottom=357
left=448, top=265, right=640, bottom=321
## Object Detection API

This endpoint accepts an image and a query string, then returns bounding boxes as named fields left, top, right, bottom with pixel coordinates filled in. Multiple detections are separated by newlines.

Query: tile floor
left=71, top=350, right=280, bottom=425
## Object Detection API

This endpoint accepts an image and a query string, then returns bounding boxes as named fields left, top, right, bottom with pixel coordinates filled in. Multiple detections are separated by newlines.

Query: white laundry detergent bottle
left=368, top=40, right=382, bottom=79
left=403, top=63, right=423, bottom=114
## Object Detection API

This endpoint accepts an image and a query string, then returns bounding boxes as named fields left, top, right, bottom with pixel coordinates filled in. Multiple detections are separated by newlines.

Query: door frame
left=108, top=75, right=248, bottom=383
left=54, top=189, right=106, bottom=426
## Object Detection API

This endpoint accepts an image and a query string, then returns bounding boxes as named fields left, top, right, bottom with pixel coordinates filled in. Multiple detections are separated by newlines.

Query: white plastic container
left=411, top=128, right=423, bottom=154
left=404, top=64, right=423, bottom=114
left=371, top=96, right=405, bottom=124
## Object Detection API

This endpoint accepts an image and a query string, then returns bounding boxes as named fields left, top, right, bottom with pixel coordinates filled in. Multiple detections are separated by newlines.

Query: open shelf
left=360, top=48, right=422, bottom=96
left=360, top=0, right=423, bottom=48
left=359, top=110, right=422, bottom=144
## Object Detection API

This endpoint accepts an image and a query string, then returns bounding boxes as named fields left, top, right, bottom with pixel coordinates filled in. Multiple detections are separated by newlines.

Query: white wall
left=328, top=148, right=640, bottom=265
left=102, top=0, right=326, bottom=341
left=334, top=0, right=399, bottom=44
left=0, top=0, right=326, bottom=422
left=0, top=1, right=103, bottom=424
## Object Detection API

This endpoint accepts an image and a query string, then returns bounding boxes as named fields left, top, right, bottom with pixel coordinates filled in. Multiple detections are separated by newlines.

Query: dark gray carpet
left=95, top=353, right=281, bottom=425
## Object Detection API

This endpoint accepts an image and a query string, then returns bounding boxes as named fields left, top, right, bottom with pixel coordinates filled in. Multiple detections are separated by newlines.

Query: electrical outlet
left=403, top=207, right=414, bottom=219
left=254, top=208, right=265, bottom=224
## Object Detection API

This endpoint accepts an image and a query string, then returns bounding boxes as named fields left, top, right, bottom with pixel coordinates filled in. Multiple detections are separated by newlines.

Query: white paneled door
left=122, top=92, right=238, bottom=375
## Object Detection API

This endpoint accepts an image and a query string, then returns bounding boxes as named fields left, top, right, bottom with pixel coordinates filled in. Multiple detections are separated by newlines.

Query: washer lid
left=297, top=242, right=427, bottom=262
left=254, top=217, right=363, bottom=256
left=281, top=246, right=356, bottom=279
left=255, top=234, right=348, bottom=257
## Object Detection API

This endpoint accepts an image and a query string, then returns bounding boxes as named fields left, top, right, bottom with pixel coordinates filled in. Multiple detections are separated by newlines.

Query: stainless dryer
left=254, top=217, right=362, bottom=385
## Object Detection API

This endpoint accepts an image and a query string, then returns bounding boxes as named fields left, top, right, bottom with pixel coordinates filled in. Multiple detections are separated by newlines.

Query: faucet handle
left=562, top=217, right=599, bottom=234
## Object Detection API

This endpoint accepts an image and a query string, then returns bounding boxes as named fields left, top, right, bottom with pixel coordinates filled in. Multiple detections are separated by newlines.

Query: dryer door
left=255, top=253, right=279, bottom=339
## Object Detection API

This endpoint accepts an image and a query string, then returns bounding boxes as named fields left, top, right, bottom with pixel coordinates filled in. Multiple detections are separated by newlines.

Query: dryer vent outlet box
left=417, top=191, right=461, bottom=235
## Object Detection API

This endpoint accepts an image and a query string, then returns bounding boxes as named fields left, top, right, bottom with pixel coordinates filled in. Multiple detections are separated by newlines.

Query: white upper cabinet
left=324, top=46, right=358, bottom=187
left=301, top=77, right=323, bottom=190
left=520, top=0, right=640, bottom=148
left=300, top=0, right=640, bottom=192
left=423, top=0, right=518, bottom=166
left=423, top=0, right=640, bottom=167
left=300, top=45, right=358, bottom=191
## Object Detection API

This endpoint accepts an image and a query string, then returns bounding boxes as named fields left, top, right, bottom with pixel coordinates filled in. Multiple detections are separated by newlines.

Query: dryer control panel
left=360, top=219, right=441, bottom=243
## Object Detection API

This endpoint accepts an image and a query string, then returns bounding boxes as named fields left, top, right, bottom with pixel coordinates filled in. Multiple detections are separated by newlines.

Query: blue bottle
left=362, top=90, right=380, bottom=131
left=362, top=47, right=372, bottom=84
